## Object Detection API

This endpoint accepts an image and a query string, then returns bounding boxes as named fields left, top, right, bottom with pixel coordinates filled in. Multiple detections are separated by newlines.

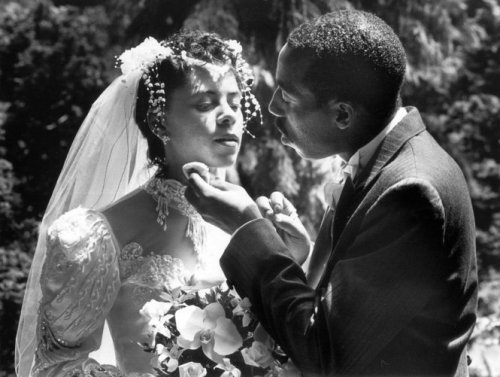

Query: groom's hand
left=185, top=173, right=262, bottom=234
left=256, top=192, right=311, bottom=265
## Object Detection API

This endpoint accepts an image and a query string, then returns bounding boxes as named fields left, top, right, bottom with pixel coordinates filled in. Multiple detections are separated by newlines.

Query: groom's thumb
left=209, top=177, right=229, bottom=190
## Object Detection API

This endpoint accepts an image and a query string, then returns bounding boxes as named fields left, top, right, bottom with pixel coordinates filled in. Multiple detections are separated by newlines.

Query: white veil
left=15, top=70, right=156, bottom=377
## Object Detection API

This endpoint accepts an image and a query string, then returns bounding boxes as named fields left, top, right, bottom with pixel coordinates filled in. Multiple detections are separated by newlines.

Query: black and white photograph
left=1, top=1, right=499, bottom=376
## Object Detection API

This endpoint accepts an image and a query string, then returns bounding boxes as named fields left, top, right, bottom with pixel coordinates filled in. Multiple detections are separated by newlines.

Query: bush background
left=1, top=0, right=499, bottom=376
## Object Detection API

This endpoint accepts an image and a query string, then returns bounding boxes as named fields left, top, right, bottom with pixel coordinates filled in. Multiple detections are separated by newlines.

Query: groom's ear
left=327, top=101, right=353, bottom=130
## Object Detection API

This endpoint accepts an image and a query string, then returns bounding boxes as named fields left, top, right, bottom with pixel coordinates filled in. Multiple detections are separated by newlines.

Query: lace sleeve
left=32, top=208, right=122, bottom=377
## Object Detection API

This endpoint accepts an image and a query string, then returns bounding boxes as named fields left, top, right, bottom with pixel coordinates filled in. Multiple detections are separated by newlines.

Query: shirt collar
left=344, top=107, right=407, bottom=179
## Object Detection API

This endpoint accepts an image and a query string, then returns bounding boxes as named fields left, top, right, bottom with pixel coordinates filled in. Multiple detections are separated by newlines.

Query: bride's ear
left=147, top=109, right=170, bottom=140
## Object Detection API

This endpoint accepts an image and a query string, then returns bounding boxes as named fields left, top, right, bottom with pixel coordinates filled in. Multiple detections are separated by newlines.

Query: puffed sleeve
left=32, top=208, right=122, bottom=377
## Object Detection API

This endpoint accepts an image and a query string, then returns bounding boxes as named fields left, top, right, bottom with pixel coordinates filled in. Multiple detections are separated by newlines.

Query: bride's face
left=163, top=63, right=244, bottom=169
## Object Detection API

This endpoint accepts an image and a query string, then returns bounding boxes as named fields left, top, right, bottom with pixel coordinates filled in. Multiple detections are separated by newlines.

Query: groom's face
left=269, top=44, right=345, bottom=160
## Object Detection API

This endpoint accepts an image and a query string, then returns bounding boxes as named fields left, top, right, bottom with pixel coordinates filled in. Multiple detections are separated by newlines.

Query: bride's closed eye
left=230, top=100, right=242, bottom=111
left=194, top=99, right=242, bottom=113
left=194, top=101, right=214, bottom=112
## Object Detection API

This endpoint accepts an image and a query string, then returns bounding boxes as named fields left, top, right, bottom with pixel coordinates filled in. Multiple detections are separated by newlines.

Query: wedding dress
left=15, top=70, right=229, bottom=377
left=33, top=190, right=229, bottom=377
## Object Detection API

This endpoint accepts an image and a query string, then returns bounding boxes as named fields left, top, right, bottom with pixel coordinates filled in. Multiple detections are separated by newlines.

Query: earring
left=243, top=125, right=256, bottom=139
left=151, top=121, right=170, bottom=145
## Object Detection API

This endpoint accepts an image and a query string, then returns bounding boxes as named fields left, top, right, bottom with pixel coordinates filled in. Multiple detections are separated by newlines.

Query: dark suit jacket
left=220, top=108, right=478, bottom=376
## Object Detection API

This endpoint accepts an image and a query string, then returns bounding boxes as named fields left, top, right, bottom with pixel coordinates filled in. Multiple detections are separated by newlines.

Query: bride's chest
left=115, top=235, right=227, bottom=305
left=108, top=238, right=226, bottom=341
left=119, top=242, right=194, bottom=292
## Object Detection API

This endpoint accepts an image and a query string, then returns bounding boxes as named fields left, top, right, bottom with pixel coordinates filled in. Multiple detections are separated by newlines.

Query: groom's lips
left=274, top=118, right=291, bottom=142
left=274, top=118, right=287, bottom=134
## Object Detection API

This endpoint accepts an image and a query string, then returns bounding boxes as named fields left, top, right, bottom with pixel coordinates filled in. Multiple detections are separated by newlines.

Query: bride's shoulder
left=47, top=207, right=113, bottom=263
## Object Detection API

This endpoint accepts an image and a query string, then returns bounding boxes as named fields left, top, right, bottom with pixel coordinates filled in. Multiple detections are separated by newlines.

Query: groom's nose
left=268, top=88, right=285, bottom=117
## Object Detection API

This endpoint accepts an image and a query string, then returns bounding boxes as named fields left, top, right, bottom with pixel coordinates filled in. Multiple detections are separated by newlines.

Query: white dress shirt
left=343, top=107, right=407, bottom=180
left=325, top=107, right=408, bottom=207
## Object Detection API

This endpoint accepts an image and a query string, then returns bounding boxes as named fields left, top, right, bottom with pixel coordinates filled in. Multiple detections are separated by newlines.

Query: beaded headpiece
left=116, top=37, right=262, bottom=141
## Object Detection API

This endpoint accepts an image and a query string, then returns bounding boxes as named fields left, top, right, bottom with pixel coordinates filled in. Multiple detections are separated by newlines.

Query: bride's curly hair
left=135, top=30, right=251, bottom=168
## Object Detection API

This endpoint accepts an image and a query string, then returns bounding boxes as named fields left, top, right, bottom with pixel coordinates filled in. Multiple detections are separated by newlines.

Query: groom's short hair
left=287, top=10, right=406, bottom=123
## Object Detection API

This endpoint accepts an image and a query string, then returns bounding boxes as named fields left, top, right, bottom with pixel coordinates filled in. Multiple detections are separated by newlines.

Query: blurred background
left=0, top=0, right=499, bottom=376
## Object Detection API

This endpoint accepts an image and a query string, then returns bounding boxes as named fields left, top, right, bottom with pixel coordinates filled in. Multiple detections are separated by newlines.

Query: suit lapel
left=313, top=108, right=427, bottom=291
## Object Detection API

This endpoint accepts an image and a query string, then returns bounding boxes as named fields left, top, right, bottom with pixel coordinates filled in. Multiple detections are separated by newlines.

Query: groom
left=186, top=9, right=477, bottom=377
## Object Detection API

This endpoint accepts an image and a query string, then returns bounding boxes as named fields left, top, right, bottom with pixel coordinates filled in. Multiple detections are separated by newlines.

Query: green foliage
left=440, top=94, right=500, bottom=274
left=468, top=272, right=500, bottom=377
left=0, top=246, right=32, bottom=377
left=0, top=2, right=112, bottom=218
left=0, top=159, right=21, bottom=239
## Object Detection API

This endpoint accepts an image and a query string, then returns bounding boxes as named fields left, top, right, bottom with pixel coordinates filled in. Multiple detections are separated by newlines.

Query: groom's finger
left=256, top=196, right=273, bottom=217
left=187, top=172, right=213, bottom=197
left=269, top=191, right=285, bottom=212
left=209, top=178, right=229, bottom=190
left=282, top=196, right=298, bottom=218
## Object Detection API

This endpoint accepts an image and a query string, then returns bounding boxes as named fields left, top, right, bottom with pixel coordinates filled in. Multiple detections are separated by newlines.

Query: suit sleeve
left=220, top=178, right=447, bottom=375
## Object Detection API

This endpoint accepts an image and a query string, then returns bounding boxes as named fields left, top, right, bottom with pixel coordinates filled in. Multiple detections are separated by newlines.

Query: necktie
left=332, top=172, right=355, bottom=240
left=307, top=173, right=357, bottom=332
left=308, top=172, right=355, bottom=289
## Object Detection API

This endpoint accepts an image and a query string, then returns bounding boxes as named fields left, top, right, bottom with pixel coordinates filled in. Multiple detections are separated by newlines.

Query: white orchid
left=139, top=299, right=174, bottom=343
left=175, top=302, right=243, bottom=362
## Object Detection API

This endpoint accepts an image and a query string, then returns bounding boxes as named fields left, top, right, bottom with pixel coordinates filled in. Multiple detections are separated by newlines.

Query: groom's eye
left=280, top=88, right=292, bottom=104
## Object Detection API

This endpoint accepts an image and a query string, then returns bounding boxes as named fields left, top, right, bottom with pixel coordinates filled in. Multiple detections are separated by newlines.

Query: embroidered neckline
left=144, top=177, right=207, bottom=261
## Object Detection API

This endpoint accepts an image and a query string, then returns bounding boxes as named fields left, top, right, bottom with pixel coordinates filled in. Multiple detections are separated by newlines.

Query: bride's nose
left=216, top=101, right=237, bottom=127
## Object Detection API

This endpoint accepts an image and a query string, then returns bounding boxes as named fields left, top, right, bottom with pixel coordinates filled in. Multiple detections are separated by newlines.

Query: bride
left=15, top=30, right=262, bottom=377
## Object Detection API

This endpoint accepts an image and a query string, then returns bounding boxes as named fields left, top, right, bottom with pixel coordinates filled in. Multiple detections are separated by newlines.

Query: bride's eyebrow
left=191, top=90, right=217, bottom=98
left=191, top=90, right=242, bottom=99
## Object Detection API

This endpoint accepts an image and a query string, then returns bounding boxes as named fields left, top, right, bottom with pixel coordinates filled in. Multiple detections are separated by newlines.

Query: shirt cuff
left=231, top=218, right=263, bottom=239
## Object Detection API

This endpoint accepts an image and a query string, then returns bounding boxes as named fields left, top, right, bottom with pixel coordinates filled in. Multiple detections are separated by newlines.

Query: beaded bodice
left=120, top=242, right=189, bottom=290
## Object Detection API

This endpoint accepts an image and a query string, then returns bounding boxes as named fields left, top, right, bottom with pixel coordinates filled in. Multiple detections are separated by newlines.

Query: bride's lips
left=213, top=134, right=240, bottom=148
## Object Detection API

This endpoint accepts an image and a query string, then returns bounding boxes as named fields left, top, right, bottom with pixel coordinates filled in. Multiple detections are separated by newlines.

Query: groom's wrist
left=231, top=218, right=263, bottom=238
left=228, top=202, right=262, bottom=234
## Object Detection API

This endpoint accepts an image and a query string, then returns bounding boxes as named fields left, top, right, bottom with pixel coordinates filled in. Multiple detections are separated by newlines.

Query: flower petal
left=240, top=348, right=260, bottom=367
left=203, top=302, right=225, bottom=329
left=253, top=323, right=274, bottom=349
left=178, top=362, right=207, bottom=377
left=201, top=340, right=224, bottom=364
left=242, top=314, right=251, bottom=328
left=177, top=335, right=201, bottom=350
left=175, top=306, right=205, bottom=341
left=140, top=300, right=173, bottom=320
left=213, top=317, right=243, bottom=355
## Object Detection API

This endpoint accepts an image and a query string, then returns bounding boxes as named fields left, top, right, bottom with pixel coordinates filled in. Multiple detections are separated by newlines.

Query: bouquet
left=138, top=283, right=300, bottom=377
